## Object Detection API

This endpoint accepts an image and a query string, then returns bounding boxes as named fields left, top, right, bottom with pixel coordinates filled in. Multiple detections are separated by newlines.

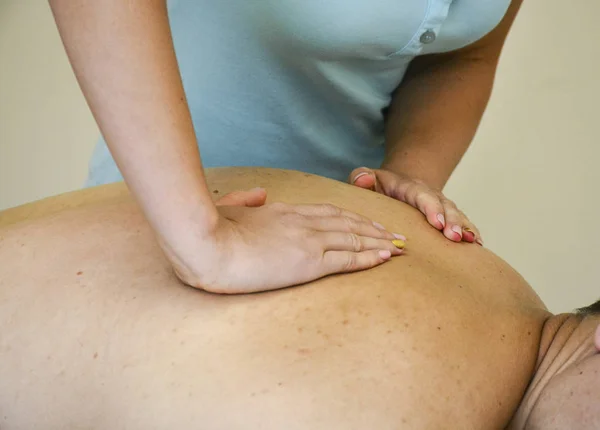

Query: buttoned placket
left=393, top=0, right=453, bottom=56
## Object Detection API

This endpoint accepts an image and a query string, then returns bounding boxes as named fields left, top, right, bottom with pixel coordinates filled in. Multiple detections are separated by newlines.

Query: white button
left=420, top=30, right=436, bottom=44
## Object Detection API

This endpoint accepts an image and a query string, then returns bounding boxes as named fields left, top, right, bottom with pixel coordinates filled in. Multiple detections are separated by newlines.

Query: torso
left=87, top=0, right=512, bottom=186
left=0, top=168, right=548, bottom=429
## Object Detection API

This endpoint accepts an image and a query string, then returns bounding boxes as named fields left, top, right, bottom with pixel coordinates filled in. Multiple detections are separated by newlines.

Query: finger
left=463, top=223, right=483, bottom=246
left=462, top=228, right=476, bottom=243
left=440, top=202, right=483, bottom=245
left=440, top=201, right=466, bottom=243
left=306, top=215, right=402, bottom=241
left=291, top=203, right=387, bottom=230
left=408, top=187, right=446, bottom=231
left=318, top=232, right=404, bottom=255
left=216, top=188, right=267, bottom=207
left=321, top=249, right=392, bottom=276
left=349, top=167, right=377, bottom=191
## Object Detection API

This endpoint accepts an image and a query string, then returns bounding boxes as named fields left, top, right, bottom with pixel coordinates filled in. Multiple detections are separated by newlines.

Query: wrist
left=154, top=200, right=221, bottom=282
left=145, top=191, right=220, bottom=248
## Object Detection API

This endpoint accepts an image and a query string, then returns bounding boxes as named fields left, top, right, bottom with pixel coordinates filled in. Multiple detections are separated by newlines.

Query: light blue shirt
left=86, top=0, right=511, bottom=186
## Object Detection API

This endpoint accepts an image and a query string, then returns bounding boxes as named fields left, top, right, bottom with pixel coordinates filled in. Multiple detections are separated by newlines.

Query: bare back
left=0, top=168, right=549, bottom=429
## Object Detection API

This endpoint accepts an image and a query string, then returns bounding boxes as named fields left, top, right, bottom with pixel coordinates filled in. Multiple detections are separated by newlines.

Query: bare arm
left=48, top=0, right=402, bottom=293
left=49, top=0, right=218, bottom=243
left=382, top=0, right=523, bottom=190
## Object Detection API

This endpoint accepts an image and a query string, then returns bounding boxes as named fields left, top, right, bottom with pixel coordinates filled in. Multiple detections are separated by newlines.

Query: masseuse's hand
left=165, top=188, right=405, bottom=294
left=349, top=167, right=482, bottom=245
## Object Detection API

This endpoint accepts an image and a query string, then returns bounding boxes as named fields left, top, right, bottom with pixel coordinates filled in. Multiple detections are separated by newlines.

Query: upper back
left=0, top=168, right=548, bottom=429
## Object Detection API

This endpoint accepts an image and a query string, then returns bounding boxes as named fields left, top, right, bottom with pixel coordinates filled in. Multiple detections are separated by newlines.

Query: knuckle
left=422, top=189, right=441, bottom=201
left=441, top=203, right=459, bottom=216
left=406, top=184, right=430, bottom=205
left=341, top=216, right=356, bottom=231
left=269, top=202, right=288, bottom=212
left=281, top=212, right=304, bottom=228
left=422, top=193, right=443, bottom=207
left=416, top=192, right=442, bottom=212
left=441, top=197, right=458, bottom=210
left=322, top=204, right=341, bottom=216
left=402, top=185, right=417, bottom=203
left=451, top=207, right=468, bottom=221
left=342, top=253, right=357, bottom=272
left=347, top=233, right=362, bottom=252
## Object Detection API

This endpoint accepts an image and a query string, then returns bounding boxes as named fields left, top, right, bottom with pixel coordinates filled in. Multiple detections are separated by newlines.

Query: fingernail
left=436, top=213, right=446, bottom=228
left=393, top=233, right=406, bottom=240
left=250, top=187, right=265, bottom=192
left=373, top=221, right=386, bottom=230
left=476, top=238, right=484, bottom=246
left=352, top=172, right=369, bottom=183
left=463, top=228, right=475, bottom=240
left=379, top=250, right=392, bottom=260
left=391, top=239, right=405, bottom=249
left=451, top=225, right=463, bottom=238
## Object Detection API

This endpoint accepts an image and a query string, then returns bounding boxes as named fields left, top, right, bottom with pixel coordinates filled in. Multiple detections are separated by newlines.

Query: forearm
left=49, top=0, right=218, bottom=238
left=383, top=54, right=497, bottom=190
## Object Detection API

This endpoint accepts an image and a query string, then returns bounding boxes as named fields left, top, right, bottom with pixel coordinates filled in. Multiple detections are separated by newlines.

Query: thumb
left=215, top=187, right=267, bottom=207
left=349, top=167, right=377, bottom=191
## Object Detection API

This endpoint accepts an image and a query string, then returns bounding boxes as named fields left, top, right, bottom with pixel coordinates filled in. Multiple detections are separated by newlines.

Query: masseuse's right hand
left=162, top=188, right=404, bottom=294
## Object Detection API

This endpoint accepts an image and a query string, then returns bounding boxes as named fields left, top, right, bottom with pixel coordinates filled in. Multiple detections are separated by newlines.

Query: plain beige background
left=0, top=1, right=598, bottom=313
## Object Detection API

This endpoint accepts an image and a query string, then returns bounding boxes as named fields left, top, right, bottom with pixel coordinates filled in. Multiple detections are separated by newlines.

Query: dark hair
left=576, top=298, right=600, bottom=317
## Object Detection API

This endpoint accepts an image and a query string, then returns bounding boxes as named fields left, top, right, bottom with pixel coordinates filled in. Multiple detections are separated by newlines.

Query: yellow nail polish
left=392, top=239, right=406, bottom=249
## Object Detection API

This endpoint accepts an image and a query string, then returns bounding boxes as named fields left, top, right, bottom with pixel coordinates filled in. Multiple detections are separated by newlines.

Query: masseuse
left=49, top=0, right=521, bottom=293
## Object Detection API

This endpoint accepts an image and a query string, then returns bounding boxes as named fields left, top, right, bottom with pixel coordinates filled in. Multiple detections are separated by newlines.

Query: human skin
left=0, top=168, right=596, bottom=429
left=359, top=0, right=523, bottom=243
left=509, top=314, right=600, bottom=429
left=47, top=0, right=399, bottom=295
left=47, top=0, right=517, bottom=292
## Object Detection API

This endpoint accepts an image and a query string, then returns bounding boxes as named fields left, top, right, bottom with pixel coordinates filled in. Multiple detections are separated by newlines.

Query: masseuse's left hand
left=349, top=167, right=482, bottom=245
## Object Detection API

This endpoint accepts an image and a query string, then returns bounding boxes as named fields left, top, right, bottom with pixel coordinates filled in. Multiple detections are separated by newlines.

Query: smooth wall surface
left=0, top=1, right=98, bottom=209
left=0, top=0, right=598, bottom=313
